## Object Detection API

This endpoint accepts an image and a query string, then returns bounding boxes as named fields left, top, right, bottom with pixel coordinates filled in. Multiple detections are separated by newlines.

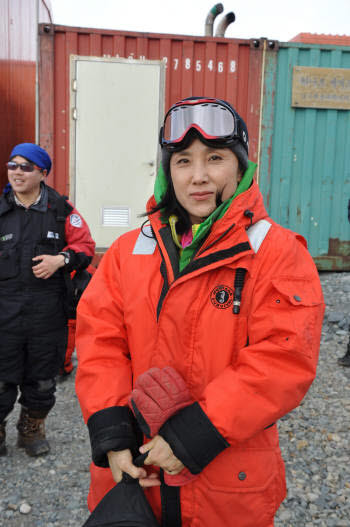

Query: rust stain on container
left=328, top=238, right=350, bottom=258
left=313, top=238, right=350, bottom=271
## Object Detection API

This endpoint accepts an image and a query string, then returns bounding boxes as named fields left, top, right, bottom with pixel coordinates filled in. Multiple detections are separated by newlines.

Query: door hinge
left=72, top=79, right=77, bottom=91
left=72, top=108, right=77, bottom=120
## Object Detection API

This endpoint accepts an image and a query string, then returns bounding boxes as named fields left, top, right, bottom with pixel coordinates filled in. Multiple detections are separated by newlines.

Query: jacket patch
left=70, top=214, right=82, bottom=228
left=210, top=285, right=234, bottom=309
left=133, top=226, right=156, bottom=255
left=47, top=231, right=60, bottom=239
left=0, top=233, right=13, bottom=242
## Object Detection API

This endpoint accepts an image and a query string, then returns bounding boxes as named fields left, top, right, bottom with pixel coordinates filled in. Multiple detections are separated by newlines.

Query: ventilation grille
left=102, top=207, right=130, bottom=227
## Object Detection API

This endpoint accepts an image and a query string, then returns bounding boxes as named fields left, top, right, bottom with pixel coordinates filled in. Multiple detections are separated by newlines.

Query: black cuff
left=66, top=250, right=92, bottom=272
left=87, top=406, right=139, bottom=467
left=159, top=402, right=229, bottom=474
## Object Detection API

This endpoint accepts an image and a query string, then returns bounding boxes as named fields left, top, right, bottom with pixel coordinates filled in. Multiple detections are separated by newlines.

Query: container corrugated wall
left=259, top=41, right=350, bottom=270
left=38, top=25, right=264, bottom=195
left=0, top=0, right=51, bottom=191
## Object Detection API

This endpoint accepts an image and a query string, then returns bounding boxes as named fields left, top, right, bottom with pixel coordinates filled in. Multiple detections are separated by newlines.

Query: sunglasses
left=6, top=161, right=43, bottom=173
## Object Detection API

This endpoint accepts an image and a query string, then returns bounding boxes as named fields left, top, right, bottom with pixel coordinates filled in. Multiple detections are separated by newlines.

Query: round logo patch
left=70, top=214, right=82, bottom=228
left=210, top=285, right=234, bottom=309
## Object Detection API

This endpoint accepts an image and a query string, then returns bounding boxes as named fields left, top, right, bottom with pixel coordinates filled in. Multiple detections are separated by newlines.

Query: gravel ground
left=0, top=271, right=349, bottom=527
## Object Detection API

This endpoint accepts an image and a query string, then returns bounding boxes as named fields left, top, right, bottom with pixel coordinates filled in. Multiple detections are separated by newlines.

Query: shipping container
left=258, top=40, right=350, bottom=270
left=290, top=33, right=350, bottom=47
left=0, top=0, right=52, bottom=191
left=38, top=24, right=265, bottom=249
left=6, top=12, right=349, bottom=268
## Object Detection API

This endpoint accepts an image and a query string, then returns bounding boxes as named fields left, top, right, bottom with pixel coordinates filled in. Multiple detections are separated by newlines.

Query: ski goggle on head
left=160, top=97, right=249, bottom=153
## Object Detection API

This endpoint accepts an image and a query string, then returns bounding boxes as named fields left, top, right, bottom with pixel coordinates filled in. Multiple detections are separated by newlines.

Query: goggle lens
left=7, top=161, right=37, bottom=173
left=163, top=102, right=236, bottom=144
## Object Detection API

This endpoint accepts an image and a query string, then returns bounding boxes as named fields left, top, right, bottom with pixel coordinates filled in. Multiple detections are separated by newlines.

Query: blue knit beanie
left=9, top=143, right=52, bottom=174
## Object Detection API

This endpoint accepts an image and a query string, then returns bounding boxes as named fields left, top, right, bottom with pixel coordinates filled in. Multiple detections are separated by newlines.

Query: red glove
left=129, top=366, right=196, bottom=486
left=129, top=366, right=192, bottom=438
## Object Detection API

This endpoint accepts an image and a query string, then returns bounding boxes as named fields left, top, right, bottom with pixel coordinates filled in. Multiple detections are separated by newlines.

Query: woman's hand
left=107, top=449, right=161, bottom=488
left=140, top=435, right=185, bottom=475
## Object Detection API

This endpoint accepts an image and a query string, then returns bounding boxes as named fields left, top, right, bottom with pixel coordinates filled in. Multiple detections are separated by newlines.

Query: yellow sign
left=292, top=66, right=350, bottom=110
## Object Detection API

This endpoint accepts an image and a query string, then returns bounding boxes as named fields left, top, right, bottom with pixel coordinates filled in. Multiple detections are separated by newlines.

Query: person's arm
left=60, top=206, right=95, bottom=271
left=75, top=237, right=161, bottom=488
left=159, top=229, right=325, bottom=474
left=32, top=206, right=95, bottom=279
left=75, top=239, right=138, bottom=467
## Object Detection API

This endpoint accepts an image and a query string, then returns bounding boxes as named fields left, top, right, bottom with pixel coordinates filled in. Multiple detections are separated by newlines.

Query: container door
left=259, top=42, right=350, bottom=271
left=71, top=56, right=165, bottom=249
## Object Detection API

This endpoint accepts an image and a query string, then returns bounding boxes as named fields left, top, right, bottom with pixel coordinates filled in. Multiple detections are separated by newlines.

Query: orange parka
left=76, top=179, right=324, bottom=527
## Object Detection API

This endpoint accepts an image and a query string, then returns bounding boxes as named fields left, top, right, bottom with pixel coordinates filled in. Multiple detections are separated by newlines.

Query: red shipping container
left=38, top=24, right=265, bottom=196
left=290, top=33, right=350, bottom=46
left=0, top=0, right=52, bottom=191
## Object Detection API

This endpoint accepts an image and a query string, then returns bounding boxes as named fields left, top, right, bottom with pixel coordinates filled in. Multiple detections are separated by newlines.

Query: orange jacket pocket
left=201, top=447, right=278, bottom=493
left=264, top=277, right=324, bottom=358
left=193, top=448, right=285, bottom=527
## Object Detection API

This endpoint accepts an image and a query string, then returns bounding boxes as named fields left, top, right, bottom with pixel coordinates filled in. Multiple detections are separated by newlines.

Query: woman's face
left=170, top=139, right=242, bottom=224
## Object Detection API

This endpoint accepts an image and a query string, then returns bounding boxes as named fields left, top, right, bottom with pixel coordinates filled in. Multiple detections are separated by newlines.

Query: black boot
left=0, top=421, right=7, bottom=456
left=338, top=339, right=350, bottom=367
left=16, top=407, right=50, bottom=457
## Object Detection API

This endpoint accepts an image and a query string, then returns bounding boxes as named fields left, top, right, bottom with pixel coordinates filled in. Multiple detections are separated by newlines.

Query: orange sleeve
left=200, top=230, right=325, bottom=444
left=75, top=239, right=131, bottom=423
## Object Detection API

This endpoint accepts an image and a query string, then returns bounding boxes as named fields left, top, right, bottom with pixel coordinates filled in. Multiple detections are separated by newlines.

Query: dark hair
left=146, top=176, right=193, bottom=233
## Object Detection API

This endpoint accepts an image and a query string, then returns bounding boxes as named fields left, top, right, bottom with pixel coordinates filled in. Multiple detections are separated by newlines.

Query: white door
left=70, top=56, right=165, bottom=249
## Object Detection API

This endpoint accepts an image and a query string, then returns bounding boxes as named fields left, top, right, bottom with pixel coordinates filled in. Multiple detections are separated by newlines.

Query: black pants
left=0, top=326, right=68, bottom=423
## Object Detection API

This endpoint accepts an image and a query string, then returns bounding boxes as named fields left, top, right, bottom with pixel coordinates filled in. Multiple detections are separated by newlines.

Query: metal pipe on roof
left=215, top=12, right=236, bottom=37
left=205, top=3, right=224, bottom=36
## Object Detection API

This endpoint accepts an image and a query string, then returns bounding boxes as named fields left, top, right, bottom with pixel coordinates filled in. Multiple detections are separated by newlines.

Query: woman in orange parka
left=75, top=97, right=325, bottom=527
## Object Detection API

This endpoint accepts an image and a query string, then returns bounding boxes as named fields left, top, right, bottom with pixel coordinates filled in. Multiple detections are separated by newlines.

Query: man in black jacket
left=0, top=143, right=95, bottom=456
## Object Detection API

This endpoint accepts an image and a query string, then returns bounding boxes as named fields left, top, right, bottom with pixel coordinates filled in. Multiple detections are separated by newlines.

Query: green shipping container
left=259, top=41, right=350, bottom=271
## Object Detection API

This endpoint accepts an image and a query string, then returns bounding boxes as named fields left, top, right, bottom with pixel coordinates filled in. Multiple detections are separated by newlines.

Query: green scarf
left=153, top=160, right=257, bottom=272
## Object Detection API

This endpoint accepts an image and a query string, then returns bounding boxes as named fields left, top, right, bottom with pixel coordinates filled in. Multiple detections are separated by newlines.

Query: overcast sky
left=49, top=0, right=350, bottom=42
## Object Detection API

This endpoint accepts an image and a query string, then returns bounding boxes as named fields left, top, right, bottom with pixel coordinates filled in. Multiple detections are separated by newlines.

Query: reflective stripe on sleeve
left=132, top=225, right=157, bottom=255
left=246, top=219, right=272, bottom=253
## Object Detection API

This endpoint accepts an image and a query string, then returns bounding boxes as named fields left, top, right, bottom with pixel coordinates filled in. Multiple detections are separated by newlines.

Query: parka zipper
left=196, top=221, right=237, bottom=257
left=154, top=223, right=251, bottom=319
